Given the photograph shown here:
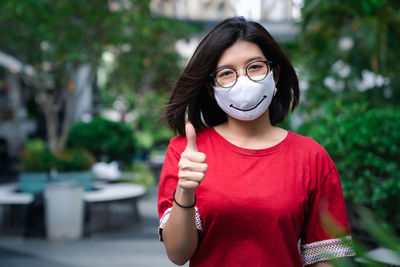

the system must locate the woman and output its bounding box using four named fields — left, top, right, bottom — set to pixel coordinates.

left=158, top=17, right=355, bottom=266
